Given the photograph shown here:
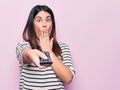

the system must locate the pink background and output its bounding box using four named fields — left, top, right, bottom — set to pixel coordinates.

left=0, top=0, right=120, bottom=90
